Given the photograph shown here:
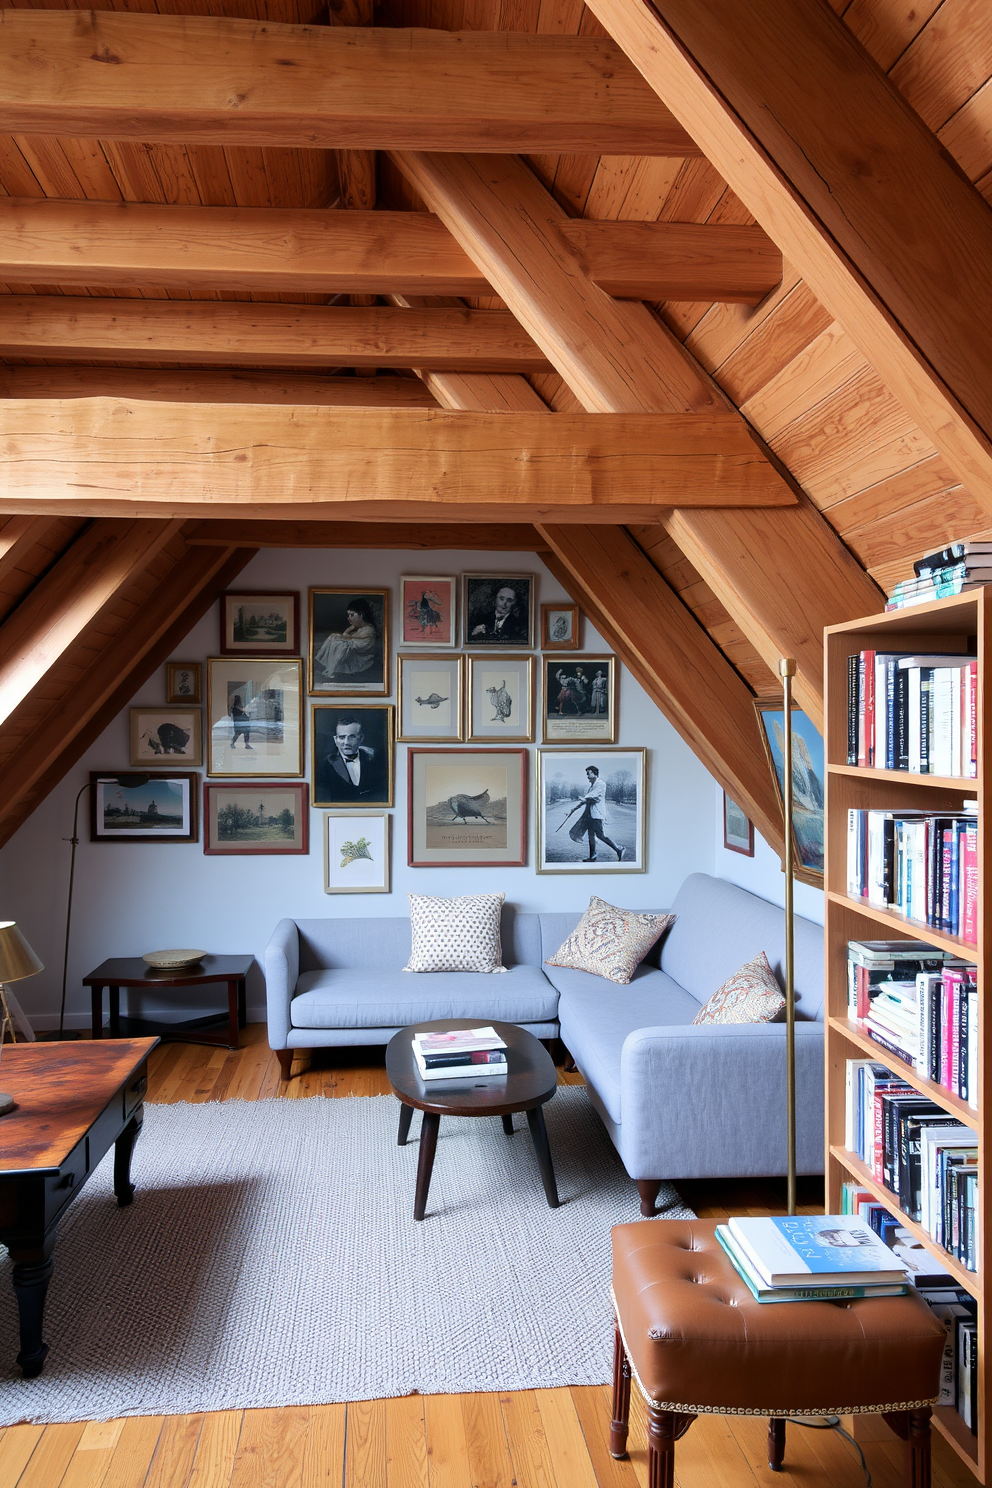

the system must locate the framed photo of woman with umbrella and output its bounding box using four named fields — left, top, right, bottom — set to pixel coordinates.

left=309, top=588, right=389, bottom=695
